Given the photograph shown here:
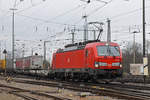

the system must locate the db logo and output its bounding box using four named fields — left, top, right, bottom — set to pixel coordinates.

left=108, top=64, right=111, bottom=66
left=67, top=58, right=70, bottom=63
